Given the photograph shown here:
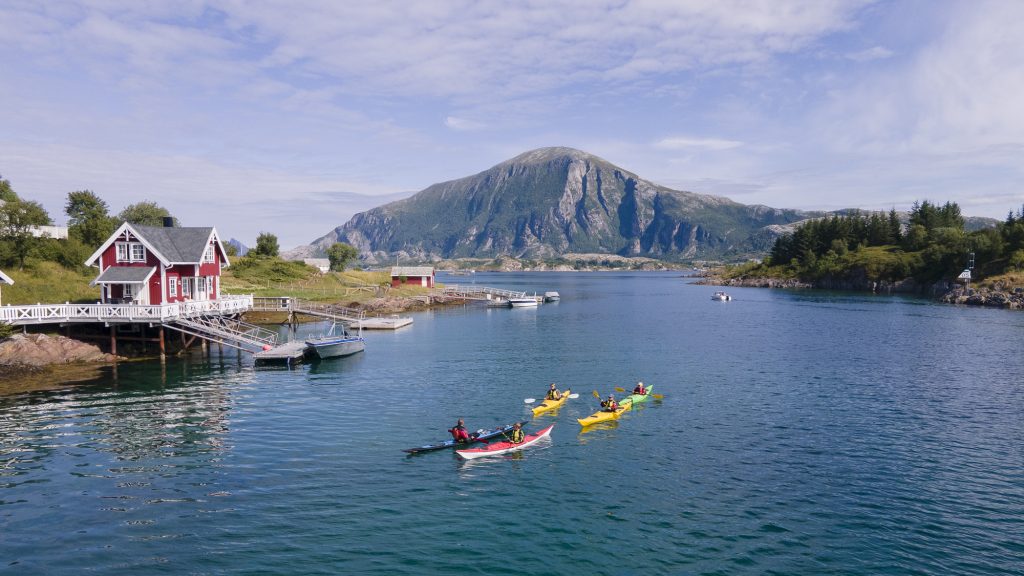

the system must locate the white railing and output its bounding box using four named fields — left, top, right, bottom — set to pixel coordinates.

left=0, top=295, right=253, bottom=326
left=434, top=285, right=527, bottom=299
